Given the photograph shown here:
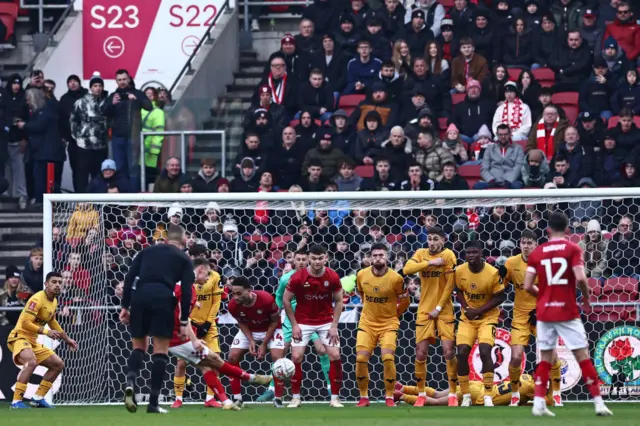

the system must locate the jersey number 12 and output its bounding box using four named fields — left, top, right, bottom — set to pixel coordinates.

left=541, top=258, right=568, bottom=286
